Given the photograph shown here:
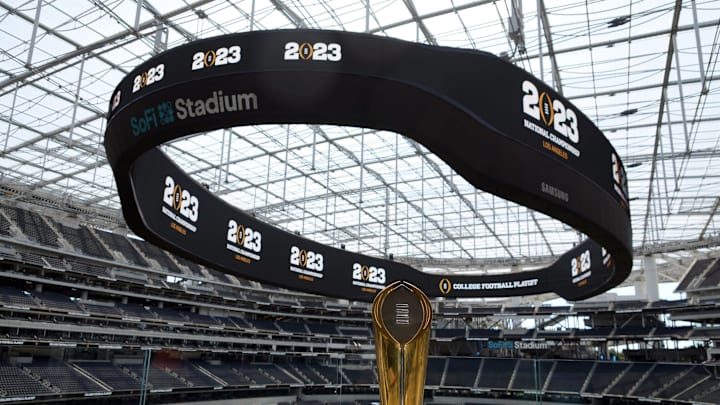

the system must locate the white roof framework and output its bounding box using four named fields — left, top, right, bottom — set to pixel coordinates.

left=0, top=0, right=719, bottom=290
